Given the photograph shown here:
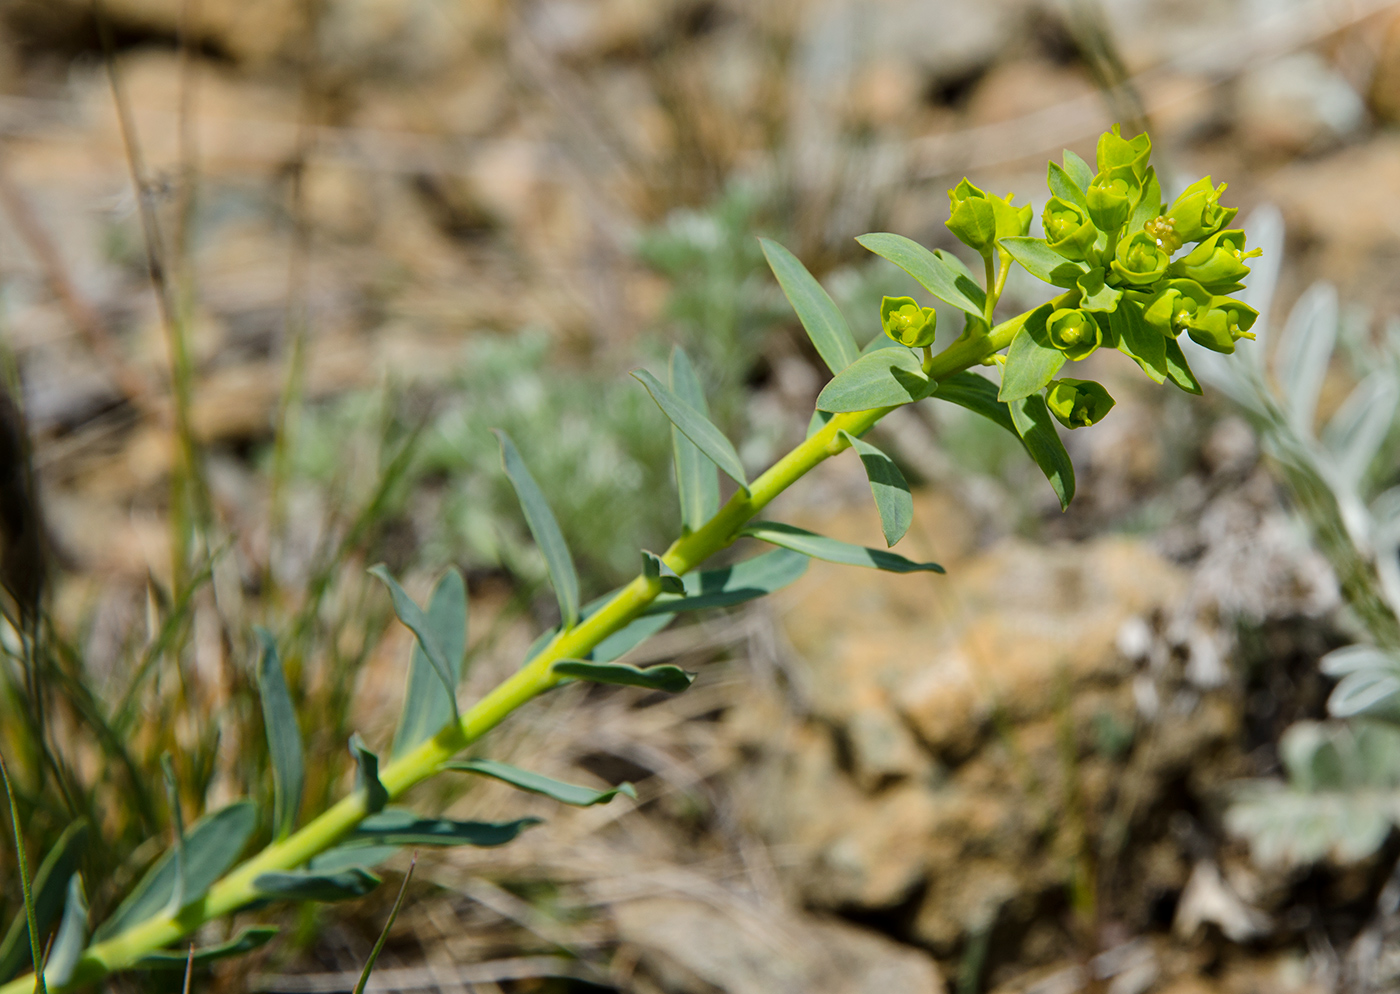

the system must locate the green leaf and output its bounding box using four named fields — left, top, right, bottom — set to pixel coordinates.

left=591, top=613, right=676, bottom=663
left=760, top=237, right=859, bottom=374
left=347, top=809, right=541, bottom=848
left=1062, top=150, right=1094, bottom=192
left=492, top=429, right=582, bottom=628
left=0, top=820, right=87, bottom=983
left=307, top=845, right=401, bottom=874
left=998, top=237, right=1087, bottom=288
left=815, top=348, right=934, bottom=413
left=999, top=303, right=1064, bottom=402
left=349, top=734, right=389, bottom=815
left=669, top=347, right=720, bottom=532
left=368, top=566, right=461, bottom=723
left=1111, top=304, right=1167, bottom=384
left=643, top=549, right=809, bottom=615
left=1128, top=166, right=1163, bottom=232
left=836, top=430, right=913, bottom=546
left=253, top=869, right=381, bottom=902
left=446, top=759, right=638, bottom=807
left=642, top=551, right=685, bottom=594
left=41, top=875, right=86, bottom=987
left=856, top=232, right=985, bottom=318
left=1076, top=269, right=1121, bottom=313
left=255, top=628, right=304, bottom=839
left=353, top=858, right=414, bottom=994
left=632, top=369, right=749, bottom=494
left=1330, top=670, right=1400, bottom=721
left=94, top=802, right=257, bottom=942
left=1048, top=161, right=1086, bottom=209
left=553, top=659, right=695, bottom=693
left=934, top=248, right=981, bottom=285
left=0, top=755, right=44, bottom=994
left=1009, top=393, right=1075, bottom=510
left=159, top=756, right=186, bottom=914
left=137, top=927, right=280, bottom=970
left=931, top=370, right=1020, bottom=437
left=806, top=409, right=836, bottom=439
left=390, top=569, right=467, bottom=759
left=742, top=521, right=942, bottom=573
left=1162, top=337, right=1203, bottom=395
